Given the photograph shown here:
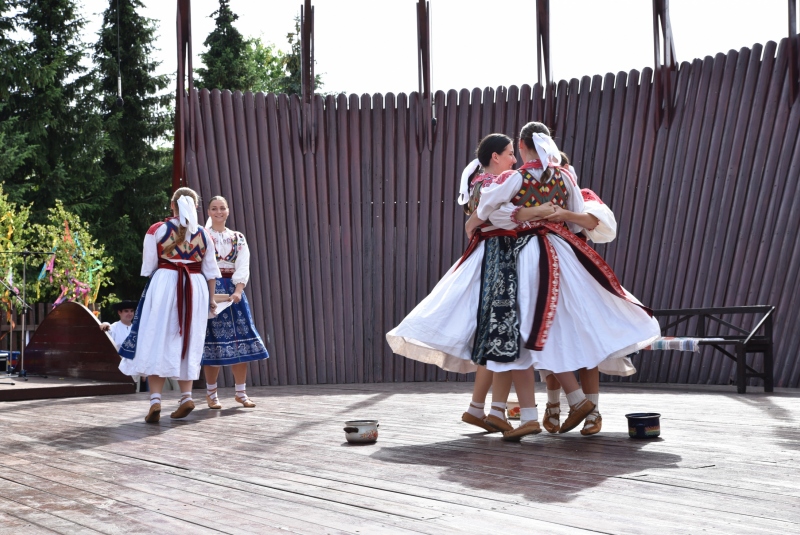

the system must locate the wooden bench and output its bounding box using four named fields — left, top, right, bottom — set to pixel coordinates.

left=651, top=306, right=775, bottom=394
